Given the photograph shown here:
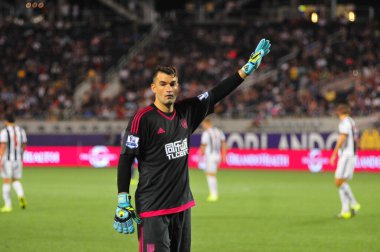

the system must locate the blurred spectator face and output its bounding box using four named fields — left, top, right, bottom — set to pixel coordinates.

left=151, top=72, right=179, bottom=107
